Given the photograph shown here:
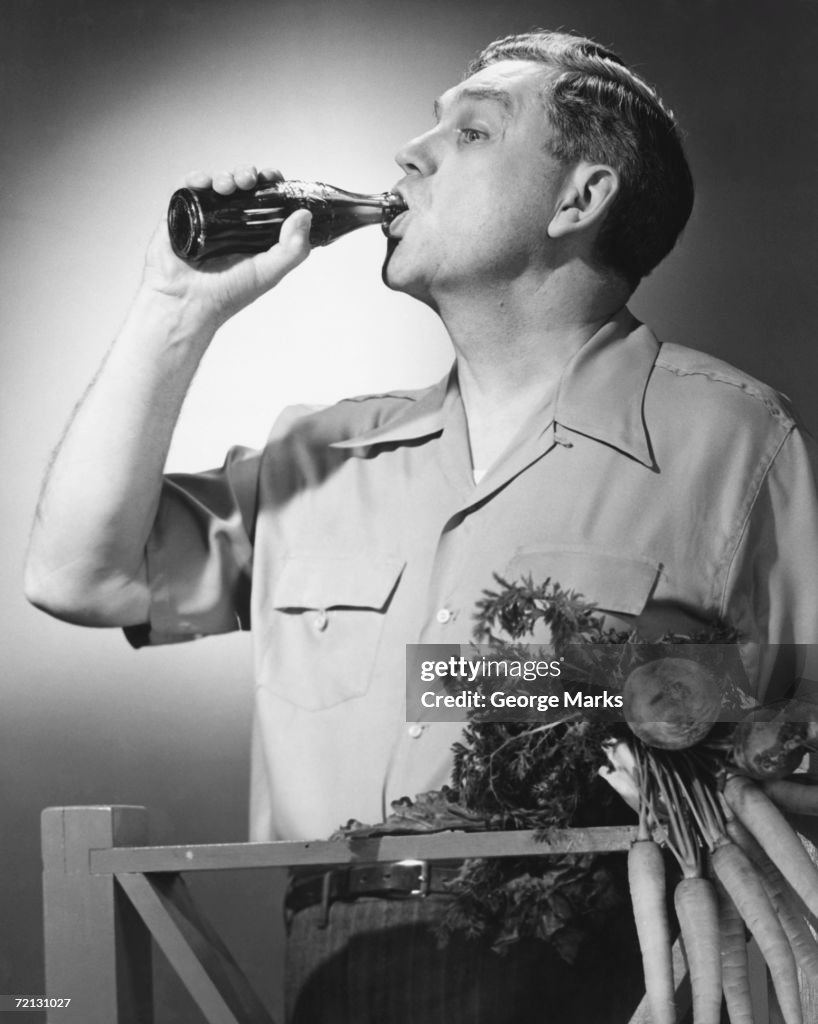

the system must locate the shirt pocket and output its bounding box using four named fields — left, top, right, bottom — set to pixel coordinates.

left=265, top=553, right=405, bottom=710
left=502, top=545, right=662, bottom=633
